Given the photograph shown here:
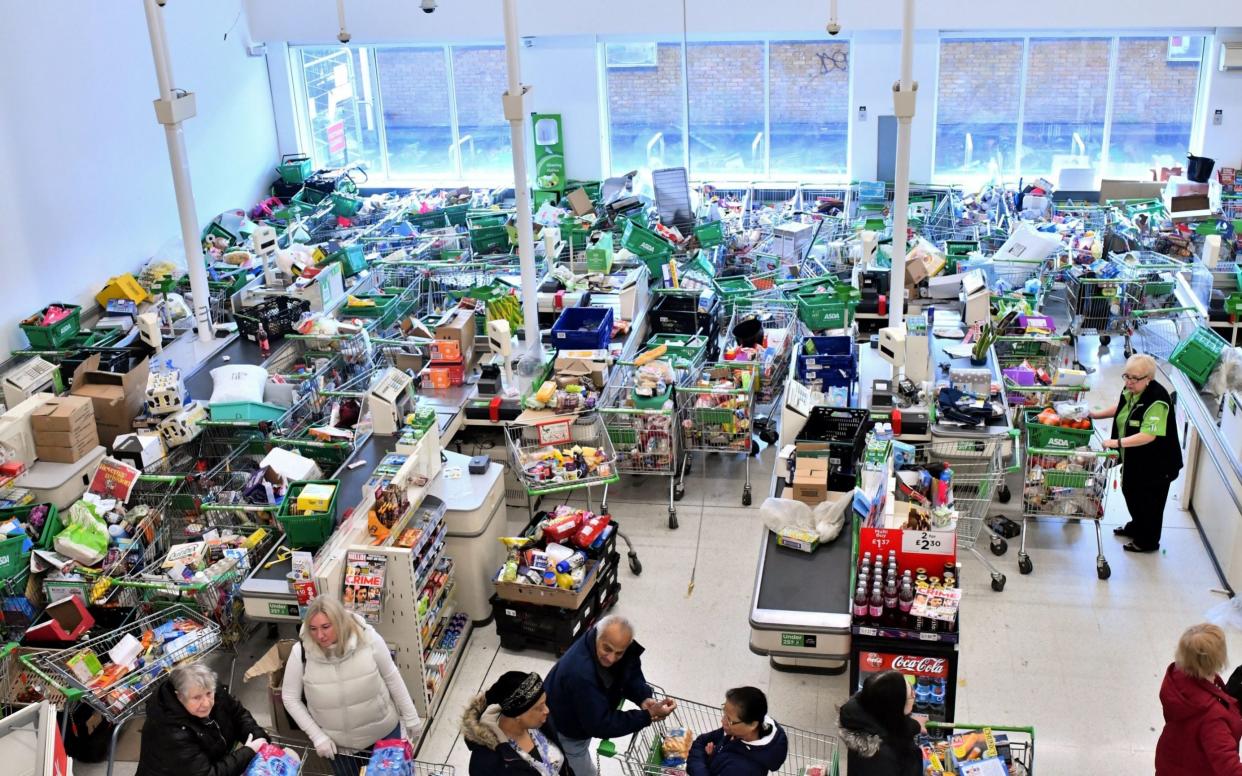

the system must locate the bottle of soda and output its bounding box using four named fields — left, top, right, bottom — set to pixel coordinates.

left=852, top=585, right=869, bottom=619
left=898, top=580, right=914, bottom=628
left=883, top=579, right=899, bottom=625
left=868, top=586, right=884, bottom=623
left=930, top=677, right=947, bottom=719
left=914, top=676, right=933, bottom=715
